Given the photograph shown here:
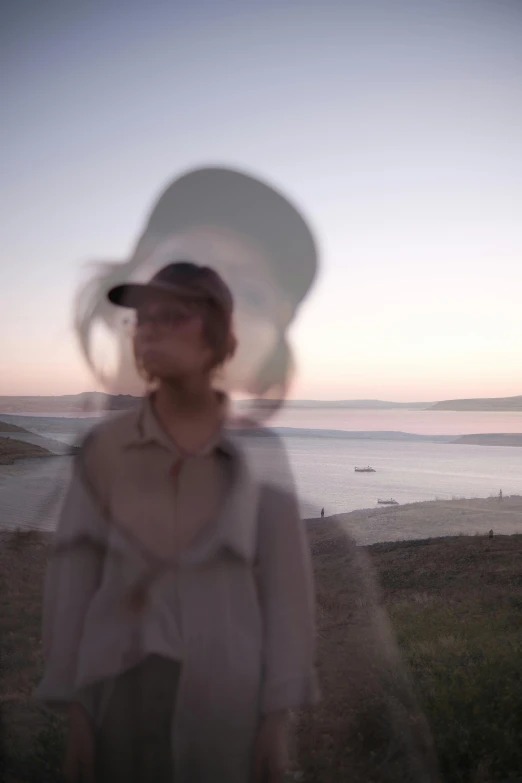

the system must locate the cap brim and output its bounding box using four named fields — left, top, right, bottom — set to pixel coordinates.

left=107, top=281, right=193, bottom=308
